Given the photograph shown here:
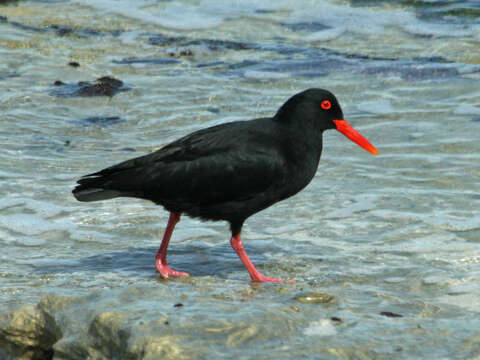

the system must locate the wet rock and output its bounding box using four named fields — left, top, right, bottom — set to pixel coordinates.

left=87, top=311, right=131, bottom=358
left=294, top=292, right=335, bottom=304
left=51, top=76, right=130, bottom=97
left=0, top=304, right=62, bottom=360
left=76, top=76, right=124, bottom=96
left=54, top=311, right=187, bottom=360
left=37, top=293, right=78, bottom=314
left=68, top=61, right=80, bottom=68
